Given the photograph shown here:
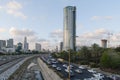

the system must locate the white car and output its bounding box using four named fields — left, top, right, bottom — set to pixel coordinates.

left=52, top=64, right=57, bottom=68
left=63, top=64, right=67, bottom=68
left=79, top=66, right=86, bottom=69
left=65, top=69, right=72, bottom=73
left=75, top=69, right=82, bottom=73
left=93, top=73, right=104, bottom=79
left=65, top=69, right=74, bottom=76
left=88, top=69, right=96, bottom=73
left=56, top=67, right=61, bottom=71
